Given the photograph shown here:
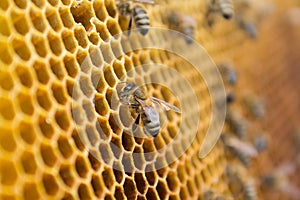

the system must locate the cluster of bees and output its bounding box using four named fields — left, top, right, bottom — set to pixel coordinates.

left=116, top=0, right=257, bottom=40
